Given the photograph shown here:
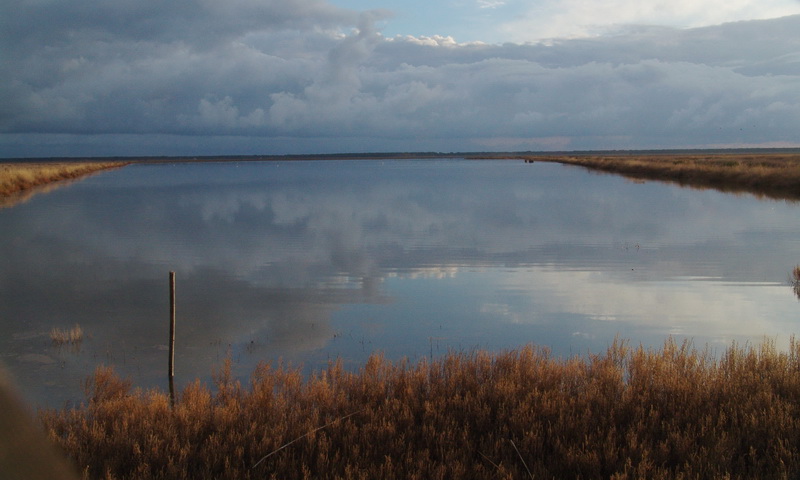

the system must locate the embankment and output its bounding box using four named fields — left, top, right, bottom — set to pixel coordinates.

left=524, top=153, right=800, bottom=200
left=0, top=161, right=129, bottom=198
